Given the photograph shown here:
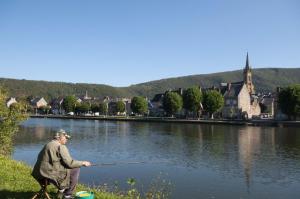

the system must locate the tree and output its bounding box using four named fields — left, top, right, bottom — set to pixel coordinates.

left=116, top=101, right=126, bottom=114
left=76, top=102, right=90, bottom=114
left=163, top=91, right=183, bottom=116
left=203, top=90, right=224, bottom=119
left=39, top=105, right=51, bottom=114
left=99, top=102, right=108, bottom=115
left=91, top=103, right=99, bottom=113
left=131, top=96, right=148, bottom=115
left=0, top=87, right=28, bottom=156
left=278, top=84, right=300, bottom=120
left=62, top=95, right=77, bottom=113
left=182, top=87, right=202, bottom=117
left=74, top=102, right=81, bottom=114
